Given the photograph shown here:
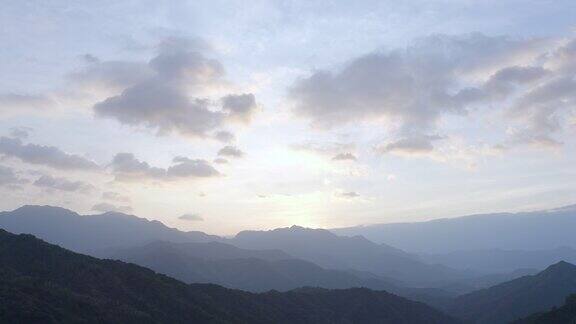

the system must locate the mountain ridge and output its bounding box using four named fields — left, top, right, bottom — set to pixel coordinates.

left=0, top=228, right=460, bottom=324
left=448, top=260, right=576, bottom=323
